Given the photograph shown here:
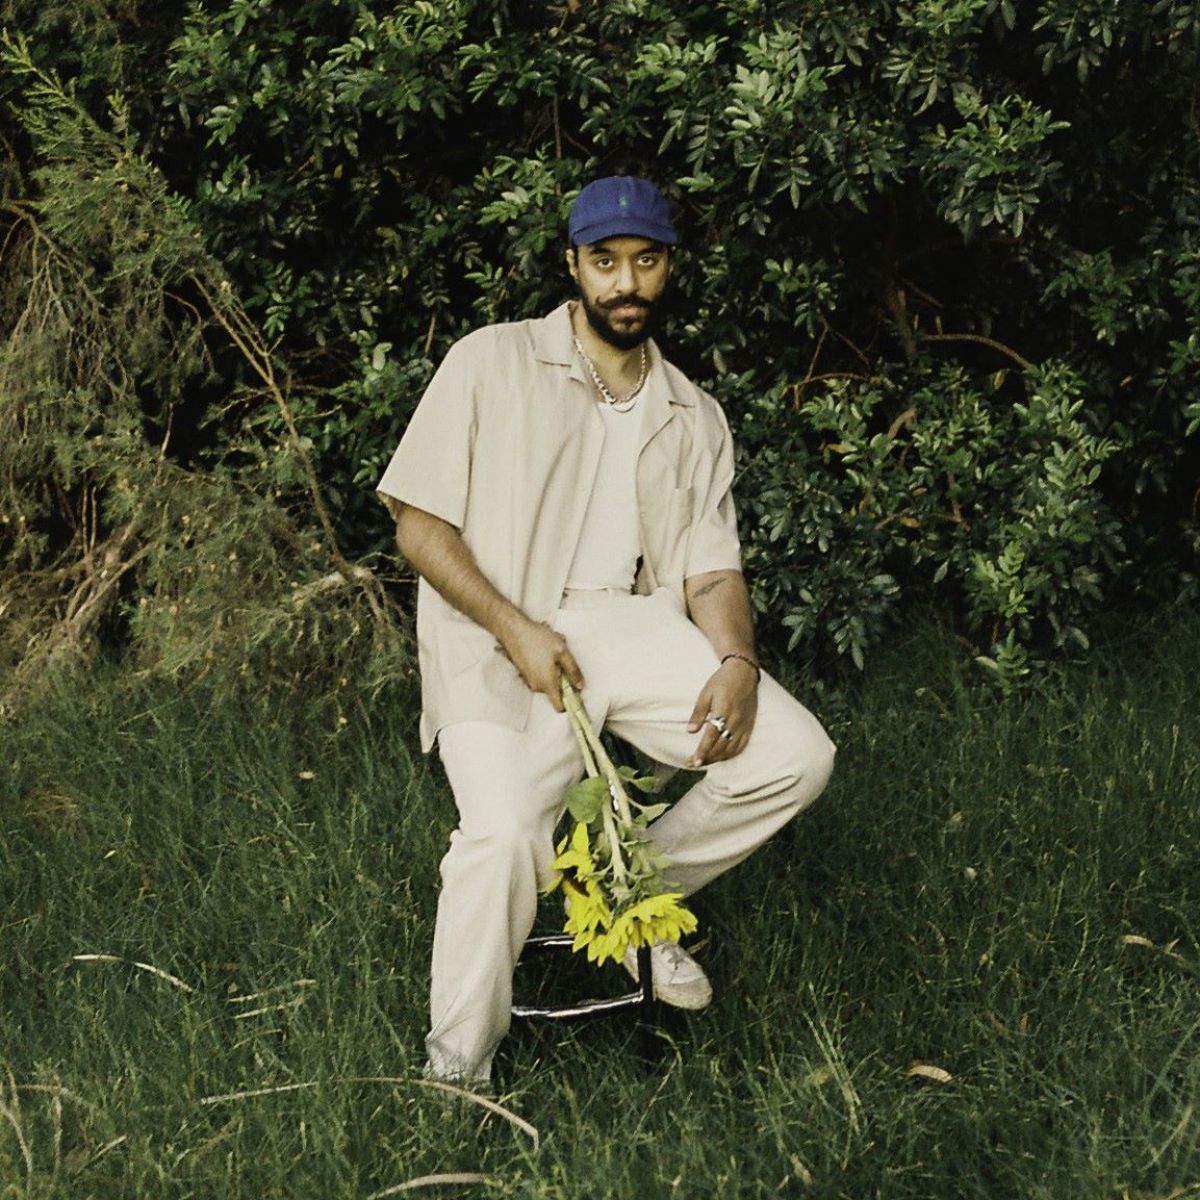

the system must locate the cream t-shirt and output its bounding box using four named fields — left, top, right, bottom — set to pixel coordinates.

left=564, top=394, right=644, bottom=590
